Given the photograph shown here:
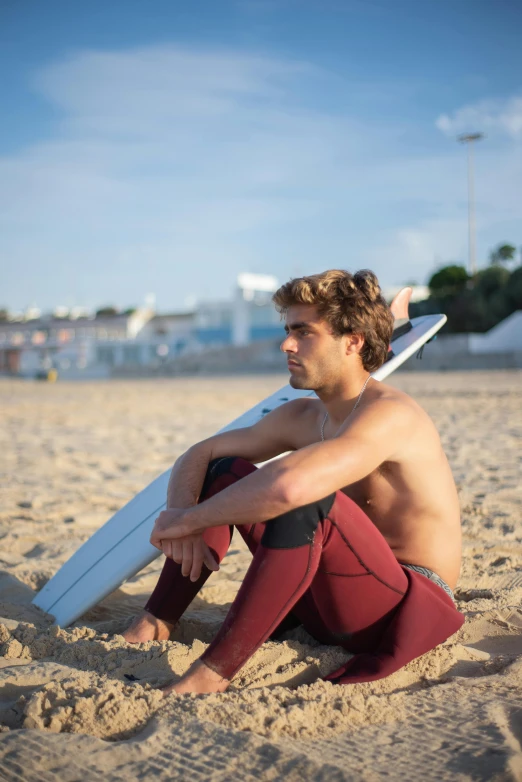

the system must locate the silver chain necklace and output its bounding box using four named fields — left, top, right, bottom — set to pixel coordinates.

left=320, top=375, right=372, bottom=442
